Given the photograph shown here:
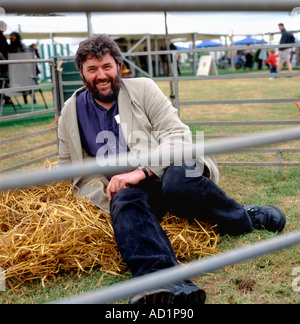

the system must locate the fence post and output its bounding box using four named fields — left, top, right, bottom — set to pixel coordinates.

left=52, top=57, right=62, bottom=115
